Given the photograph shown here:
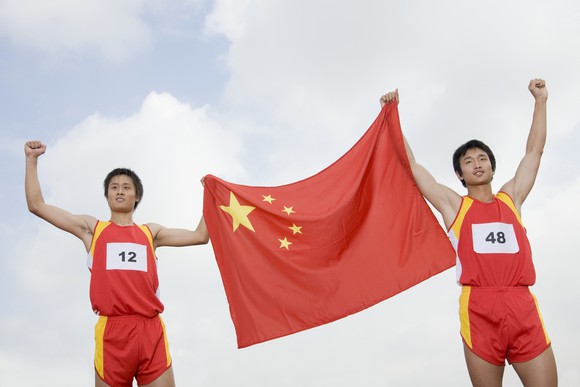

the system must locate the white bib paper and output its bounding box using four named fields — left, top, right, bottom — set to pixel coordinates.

left=472, top=222, right=519, bottom=254
left=106, top=242, right=148, bottom=272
